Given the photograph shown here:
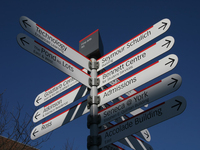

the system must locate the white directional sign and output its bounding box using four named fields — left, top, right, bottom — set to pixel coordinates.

left=100, top=81, right=152, bottom=143
left=30, top=73, right=176, bottom=140
left=98, top=54, right=178, bottom=107
left=98, top=96, right=186, bottom=148
left=97, top=18, right=171, bottom=71
left=35, top=68, right=88, bottom=106
left=34, top=68, right=87, bottom=106
left=102, top=116, right=153, bottom=150
left=97, top=36, right=174, bottom=88
left=30, top=53, right=178, bottom=139
left=17, top=33, right=91, bottom=88
left=19, top=16, right=91, bottom=71
left=98, top=74, right=182, bottom=126
left=34, top=76, right=79, bottom=106
left=33, top=84, right=89, bottom=123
